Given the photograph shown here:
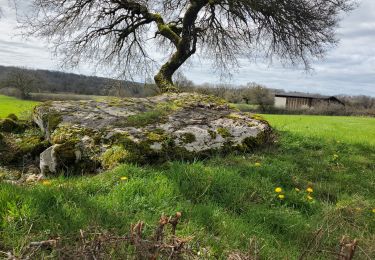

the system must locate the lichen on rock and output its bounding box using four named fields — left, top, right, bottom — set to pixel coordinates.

left=32, top=93, right=273, bottom=175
